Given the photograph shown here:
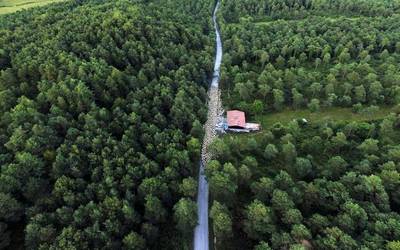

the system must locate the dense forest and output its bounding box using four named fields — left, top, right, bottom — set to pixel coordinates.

left=2, top=0, right=400, bottom=249
left=220, top=0, right=400, bottom=22
left=206, top=0, right=400, bottom=249
left=208, top=119, right=400, bottom=249
left=0, top=0, right=214, bottom=249
left=218, top=0, right=400, bottom=116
